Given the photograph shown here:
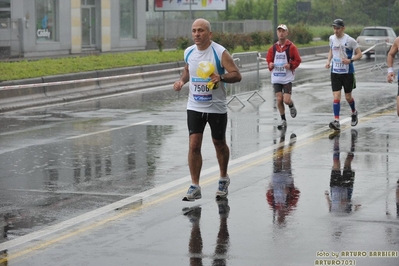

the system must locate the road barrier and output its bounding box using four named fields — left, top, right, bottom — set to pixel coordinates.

left=0, top=46, right=329, bottom=112
left=366, top=41, right=391, bottom=74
